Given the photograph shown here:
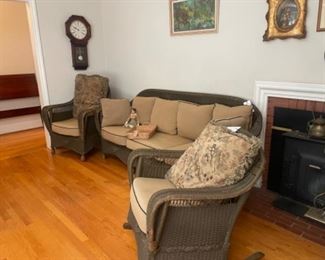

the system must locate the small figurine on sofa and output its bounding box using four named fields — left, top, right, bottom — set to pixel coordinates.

left=124, top=108, right=139, bottom=129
